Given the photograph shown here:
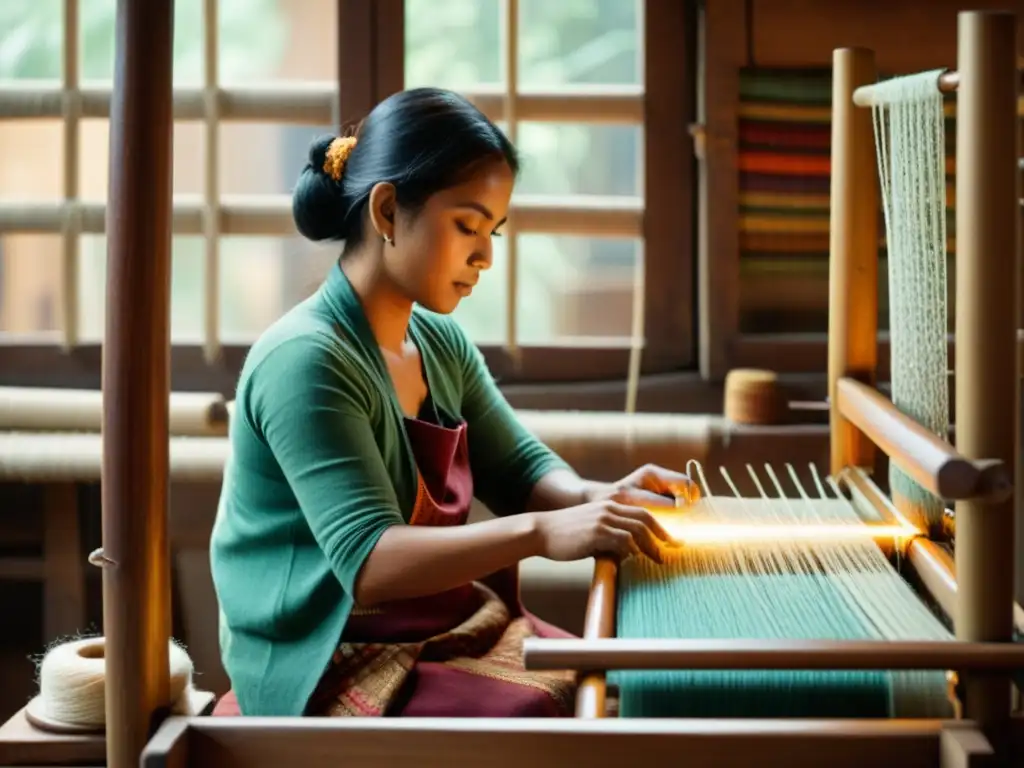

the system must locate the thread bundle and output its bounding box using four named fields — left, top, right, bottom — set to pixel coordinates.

left=611, top=461, right=954, bottom=719
left=26, top=636, right=196, bottom=733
